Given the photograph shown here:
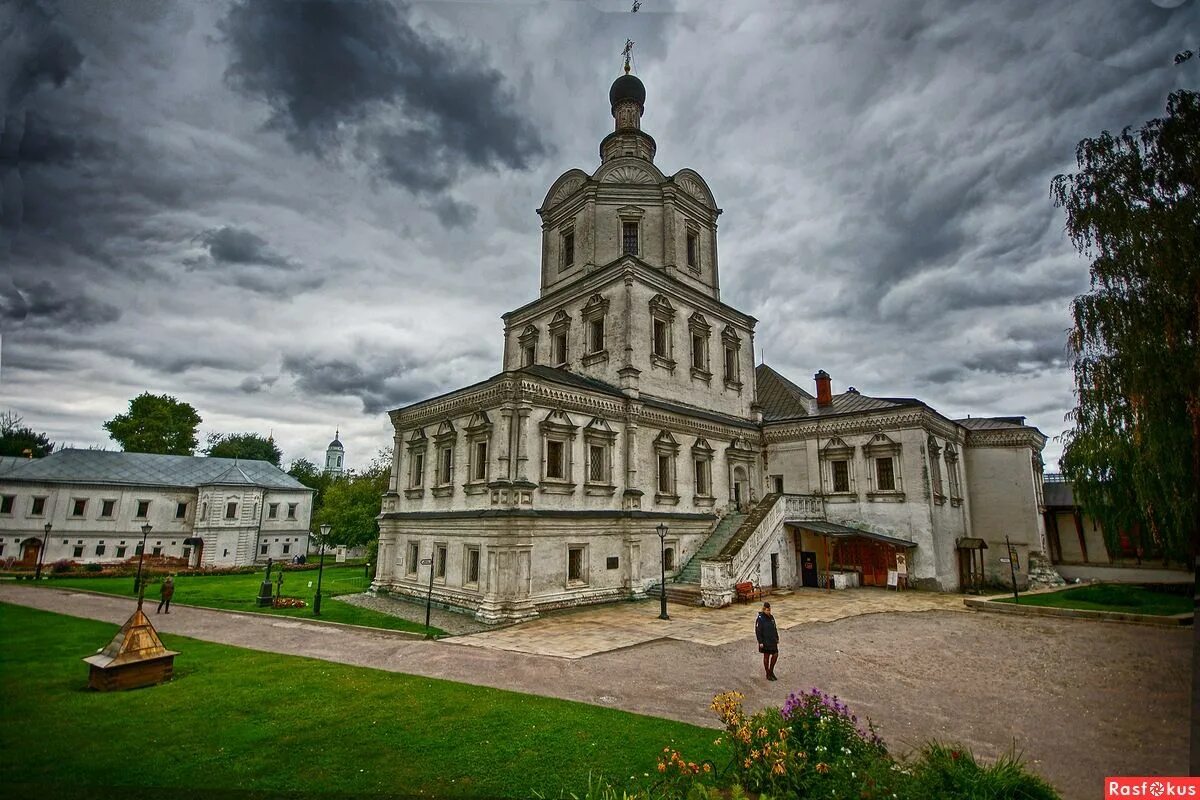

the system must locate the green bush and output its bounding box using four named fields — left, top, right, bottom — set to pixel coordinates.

left=903, top=742, right=1059, bottom=800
